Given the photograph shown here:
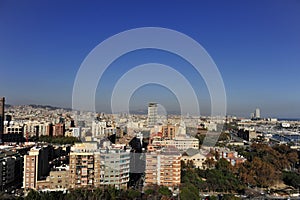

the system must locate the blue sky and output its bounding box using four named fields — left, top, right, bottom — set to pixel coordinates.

left=0, top=0, right=299, bottom=118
